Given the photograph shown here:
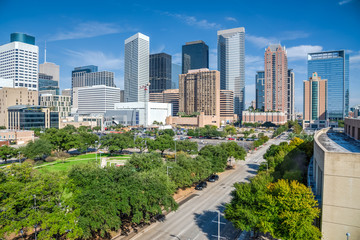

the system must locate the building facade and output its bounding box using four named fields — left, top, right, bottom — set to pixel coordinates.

left=0, top=77, right=14, bottom=88
left=0, top=33, right=38, bottom=91
left=308, top=50, right=349, bottom=120
left=0, top=87, right=38, bottom=128
left=149, top=53, right=172, bottom=93
left=150, top=89, right=179, bottom=116
left=8, top=105, right=59, bottom=130
left=77, top=85, right=120, bottom=115
left=217, top=27, right=245, bottom=117
left=124, top=33, right=150, bottom=102
left=171, top=63, right=181, bottom=89
left=62, top=89, right=71, bottom=96
left=0, top=130, right=34, bottom=144
left=39, top=94, right=71, bottom=118
left=179, top=68, right=220, bottom=116
left=39, top=62, right=59, bottom=82
left=182, top=40, right=209, bottom=74
left=303, top=72, right=328, bottom=129
left=71, top=65, right=115, bottom=89
left=242, top=111, right=287, bottom=125
left=287, top=69, right=295, bottom=120
left=311, top=128, right=360, bottom=240
left=344, top=118, right=360, bottom=140
left=38, top=73, right=59, bottom=95
left=255, top=71, right=265, bottom=111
